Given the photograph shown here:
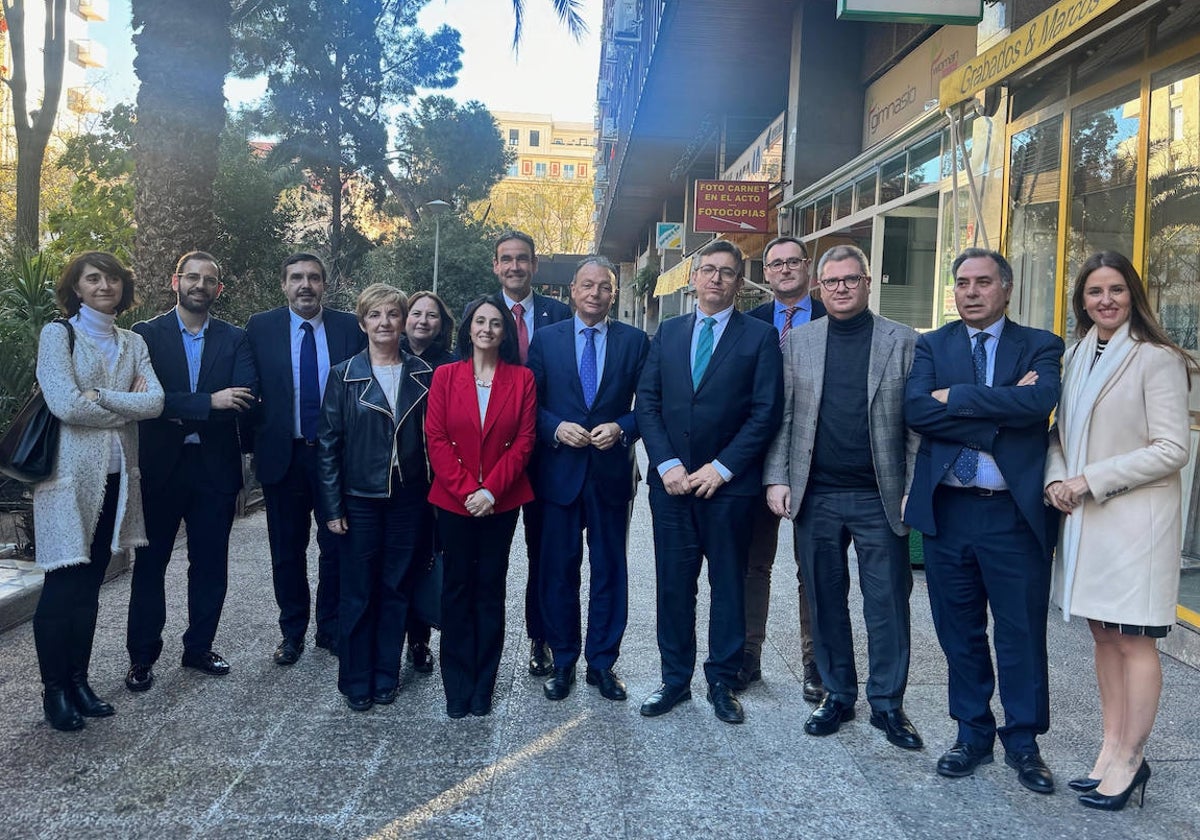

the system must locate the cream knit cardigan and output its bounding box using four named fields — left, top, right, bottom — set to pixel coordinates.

left=33, top=319, right=164, bottom=571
